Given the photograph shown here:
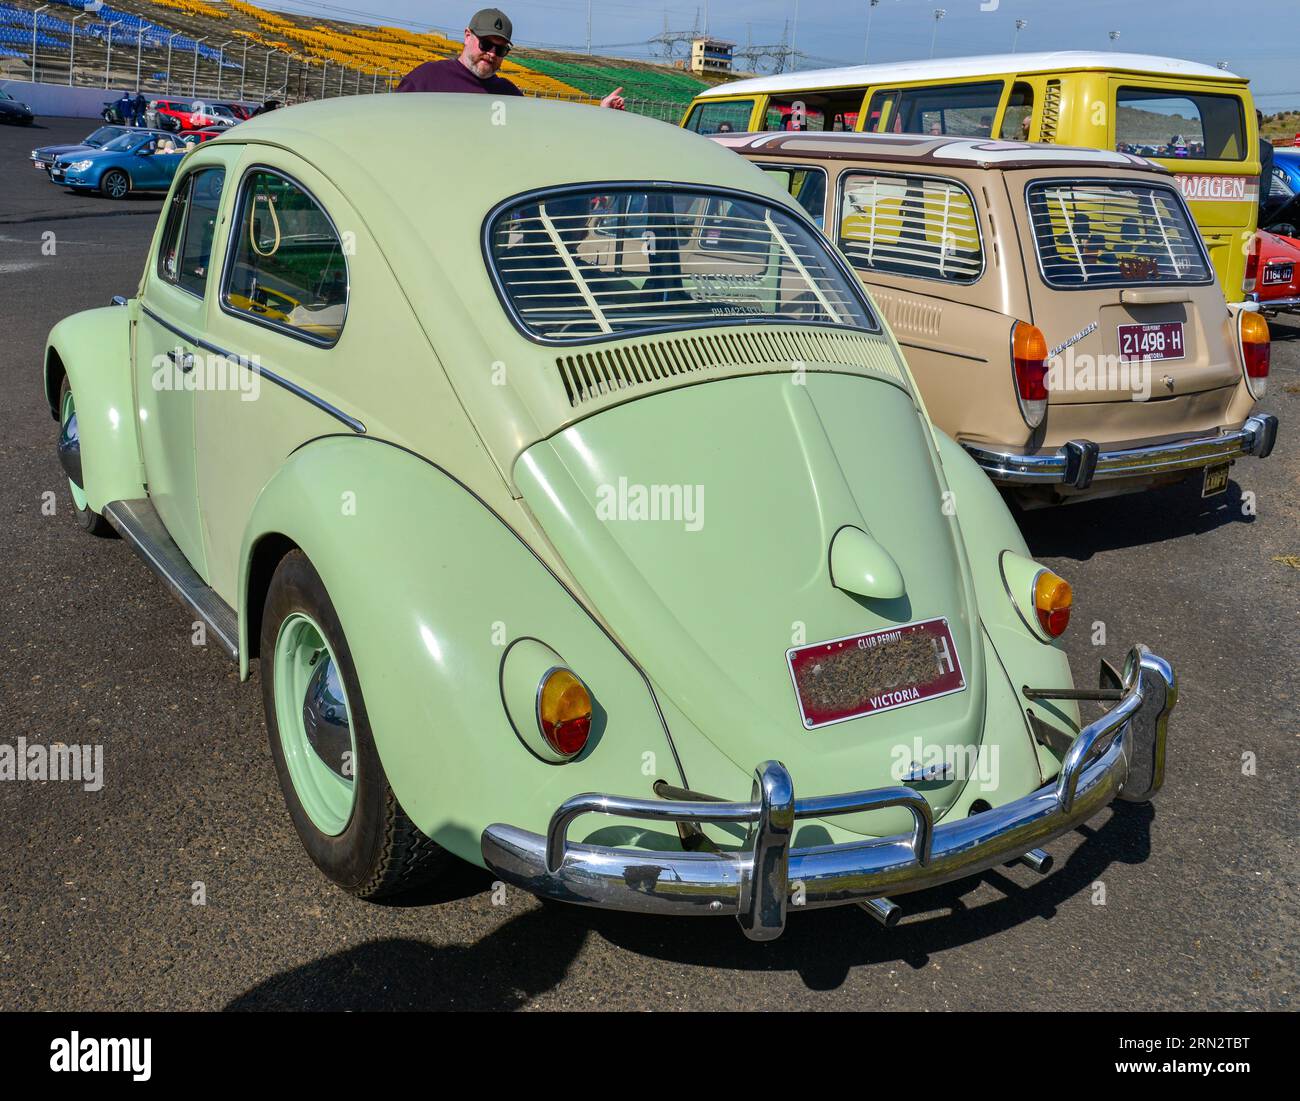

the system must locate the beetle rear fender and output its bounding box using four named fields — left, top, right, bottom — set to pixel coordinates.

left=238, top=435, right=686, bottom=867
left=935, top=429, right=1080, bottom=773
left=45, top=306, right=145, bottom=512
